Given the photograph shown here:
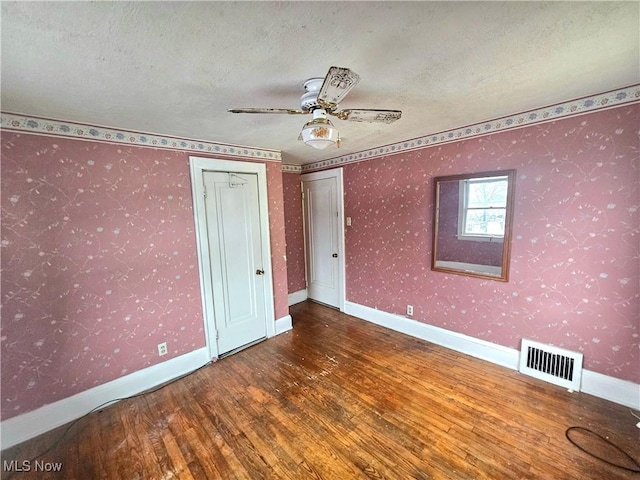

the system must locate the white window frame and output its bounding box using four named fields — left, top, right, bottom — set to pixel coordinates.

left=457, top=175, right=508, bottom=243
